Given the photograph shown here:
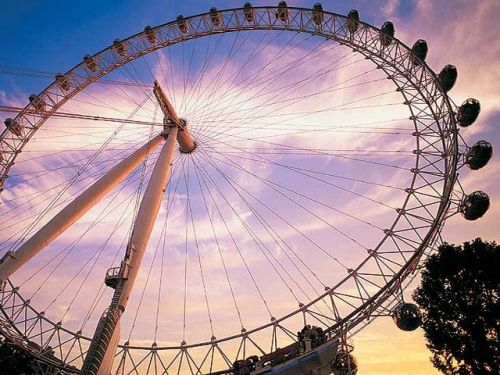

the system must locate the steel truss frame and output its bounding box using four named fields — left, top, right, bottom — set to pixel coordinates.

left=0, top=6, right=465, bottom=374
